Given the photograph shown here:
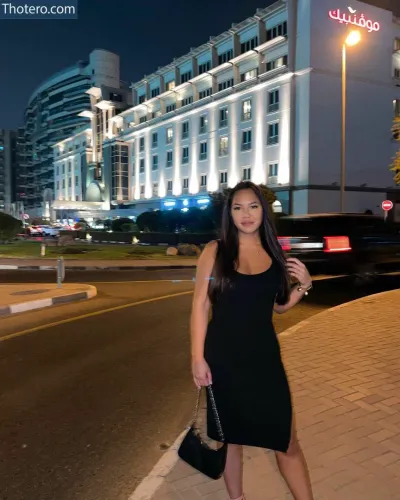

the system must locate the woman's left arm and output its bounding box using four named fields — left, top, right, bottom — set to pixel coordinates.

left=274, top=258, right=312, bottom=314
